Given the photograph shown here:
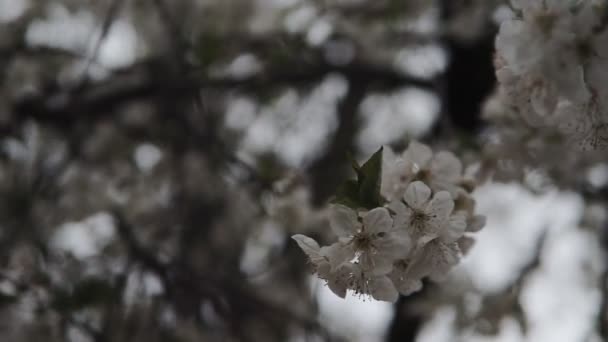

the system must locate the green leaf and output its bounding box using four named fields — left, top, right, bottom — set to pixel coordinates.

left=357, top=147, right=383, bottom=209
left=330, top=179, right=362, bottom=209
left=0, top=292, right=17, bottom=306
left=330, top=147, right=385, bottom=210
left=52, top=278, right=117, bottom=312
left=196, top=33, right=223, bottom=68
left=347, top=152, right=362, bottom=177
